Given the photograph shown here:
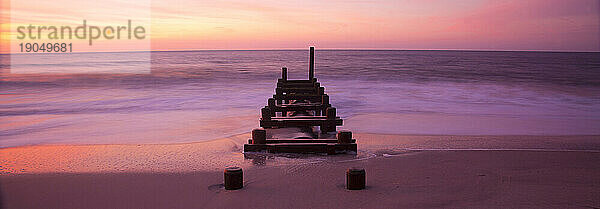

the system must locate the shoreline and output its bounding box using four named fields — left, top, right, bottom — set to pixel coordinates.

left=2, top=132, right=599, bottom=150
left=2, top=149, right=599, bottom=208
left=2, top=133, right=599, bottom=208
left=1, top=133, right=599, bottom=175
